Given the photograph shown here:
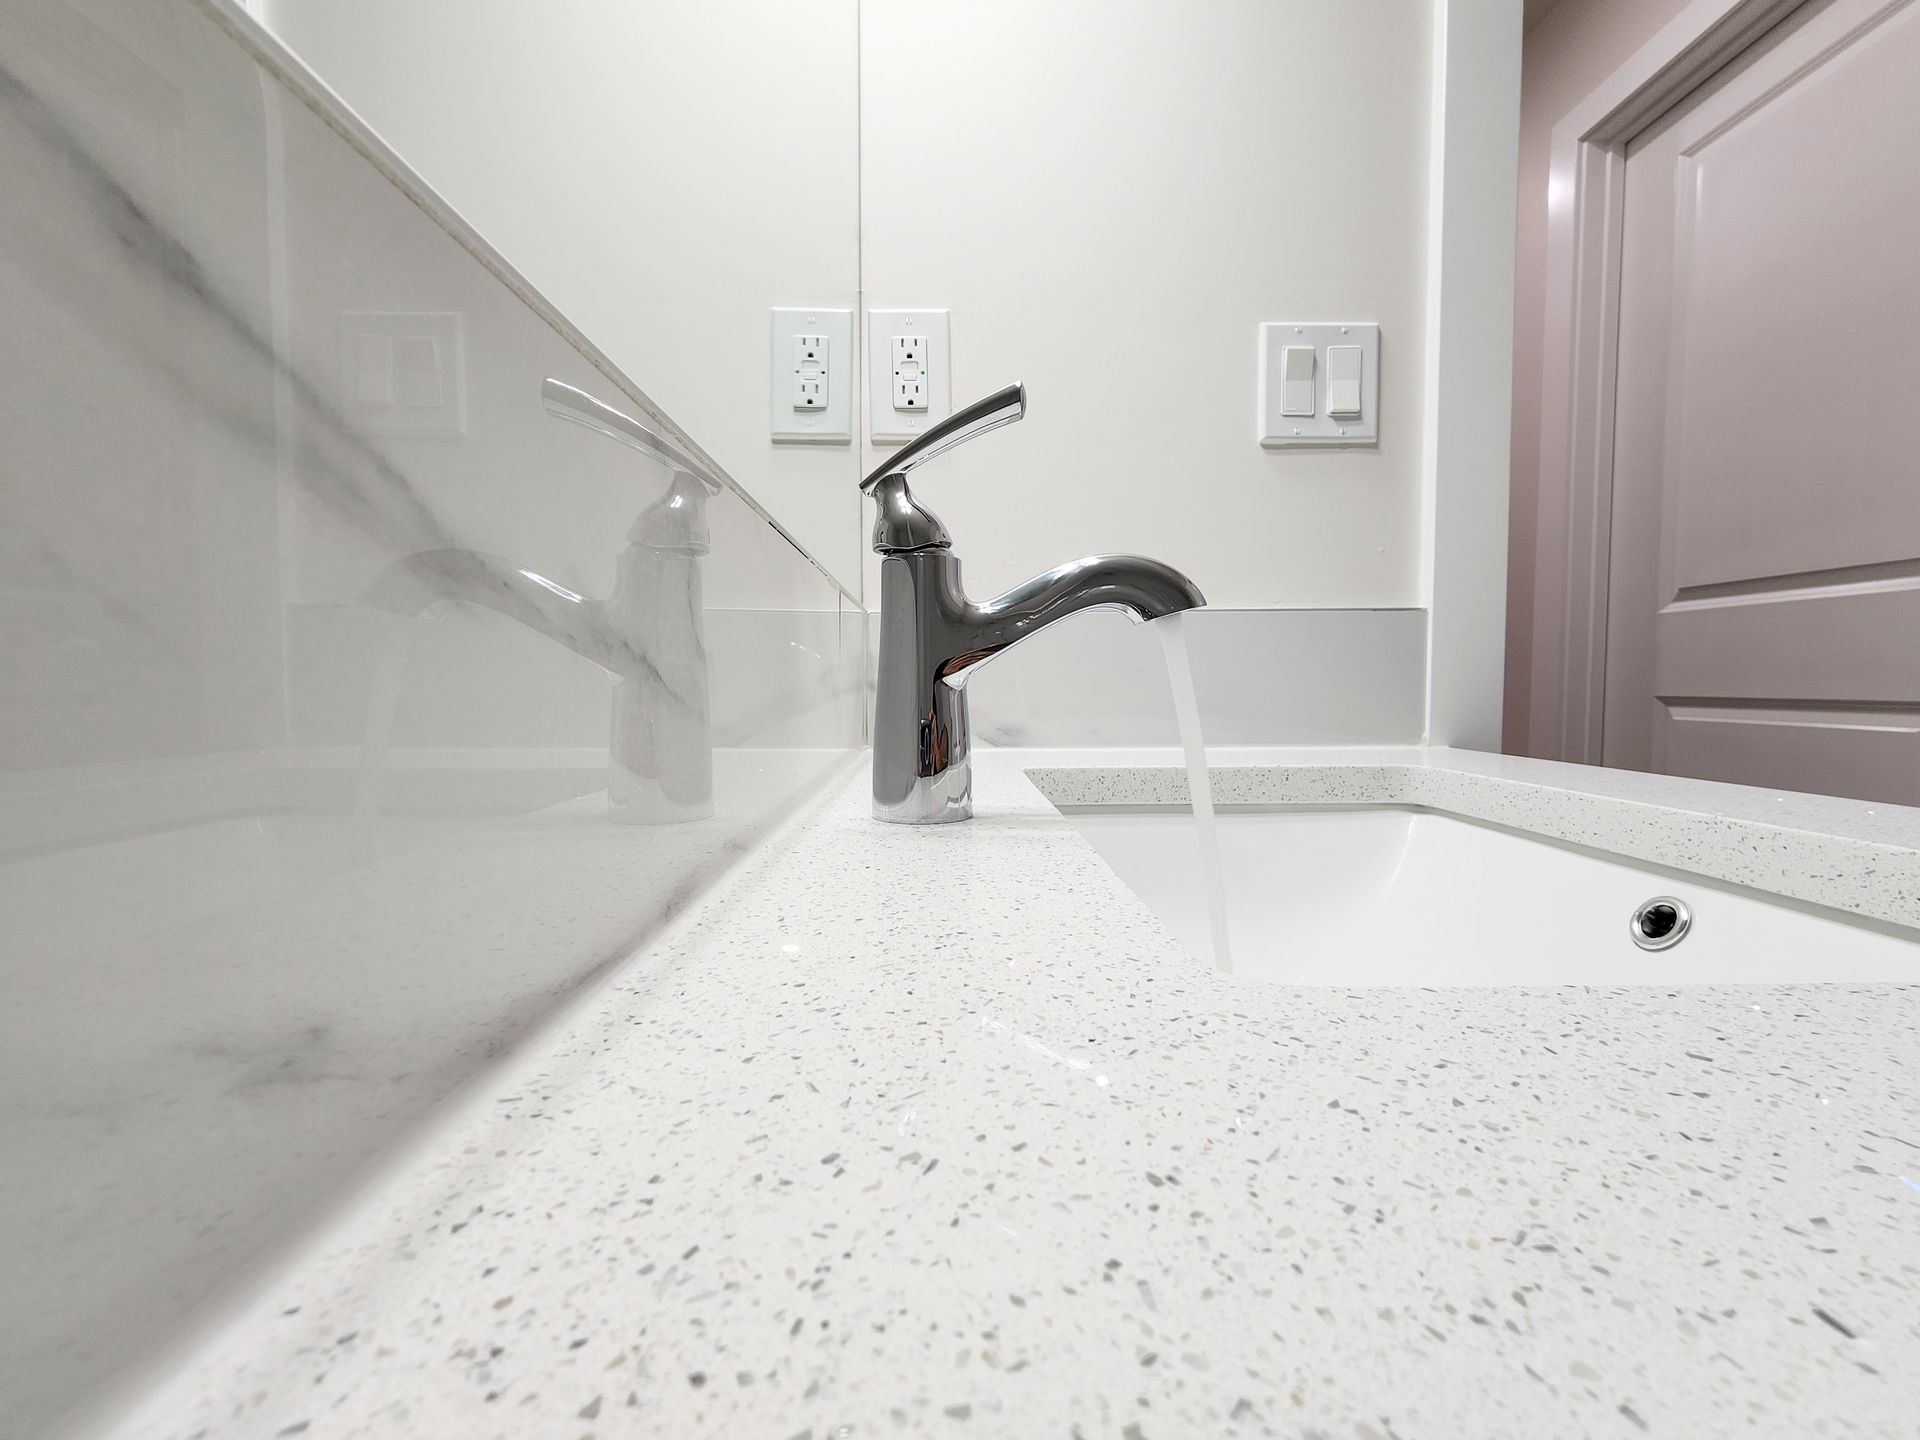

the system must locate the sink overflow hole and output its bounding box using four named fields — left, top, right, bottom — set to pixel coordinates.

left=1630, top=896, right=1692, bottom=951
